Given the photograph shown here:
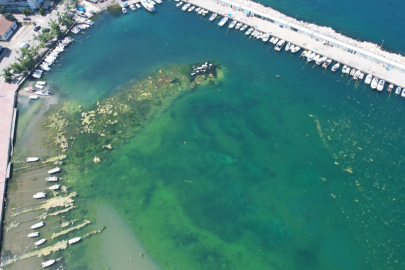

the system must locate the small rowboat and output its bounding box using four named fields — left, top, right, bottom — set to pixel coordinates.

left=48, top=167, right=61, bottom=174
left=68, top=237, right=81, bottom=245
left=26, top=157, right=39, bottom=162
left=42, top=259, right=55, bottom=268
left=35, top=238, right=46, bottom=246
left=28, top=232, right=39, bottom=238
left=31, top=222, right=45, bottom=229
